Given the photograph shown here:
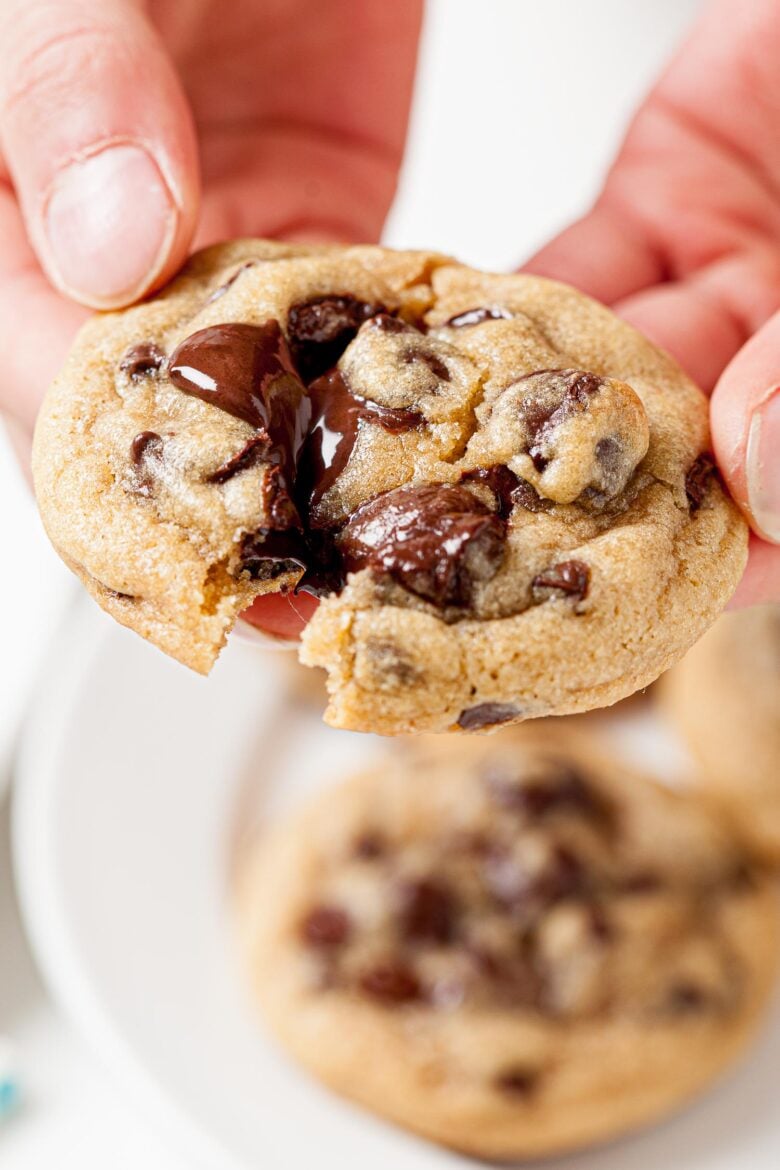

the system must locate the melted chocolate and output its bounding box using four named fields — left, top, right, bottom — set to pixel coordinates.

left=457, top=703, right=520, bottom=731
left=445, top=306, right=512, bottom=328
left=338, top=483, right=506, bottom=607
left=130, top=430, right=163, bottom=466
left=287, top=295, right=383, bottom=381
left=397, top=879, right=458, bottom=944
left=296, top=368, right=423, bottom=515
left=120, top=343, right=166, bottom=380
left=207, top=435, right=268, bottom=484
